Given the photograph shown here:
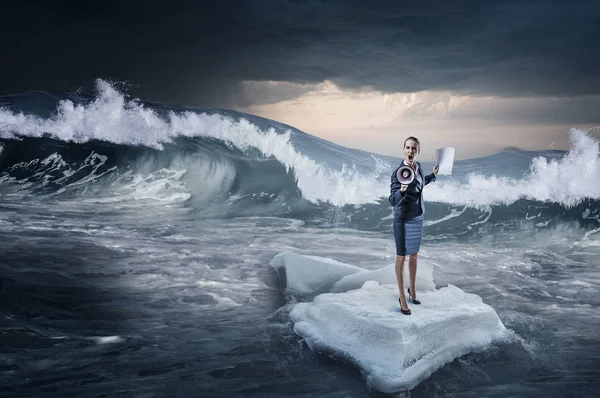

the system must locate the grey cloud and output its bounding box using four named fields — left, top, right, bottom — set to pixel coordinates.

left=230, top=81, right=316, bottom=108
left=393, top=94, right=600, bottom=125
left=1, top=0, right=600, bottom=117
left=448, top=96, right=600, bottom=125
